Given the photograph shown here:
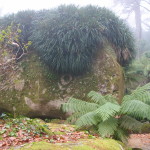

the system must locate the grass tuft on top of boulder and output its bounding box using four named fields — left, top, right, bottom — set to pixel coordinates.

left=0, top=5, right=135, bottom=75
left=31, top=5, right=135, bottom=75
